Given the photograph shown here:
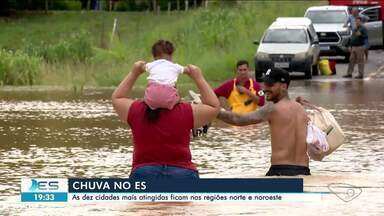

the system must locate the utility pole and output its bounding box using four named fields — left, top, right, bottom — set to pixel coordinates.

left=45, top=0, right=49, bottom=14
left=152, top=0, right=157, bottom=13
left=185, top=0, right=188, bottom=11
left=87, top=0, right=91, bottom=10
